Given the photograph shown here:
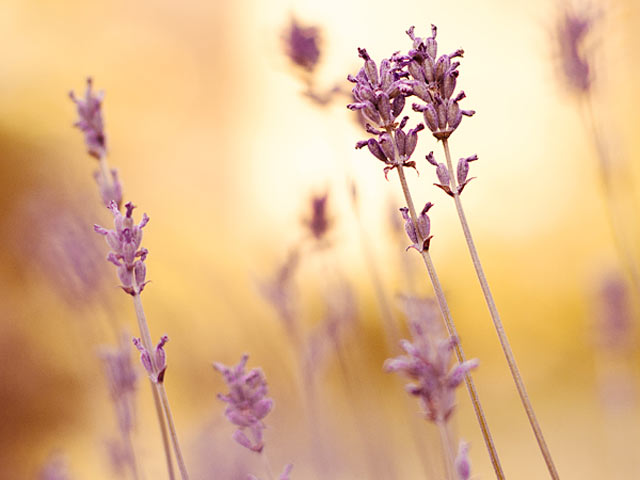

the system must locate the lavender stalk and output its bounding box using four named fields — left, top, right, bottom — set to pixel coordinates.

left=348, top=45, right=505, bottom=479
left=405, top=24, right=559, bottom=478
